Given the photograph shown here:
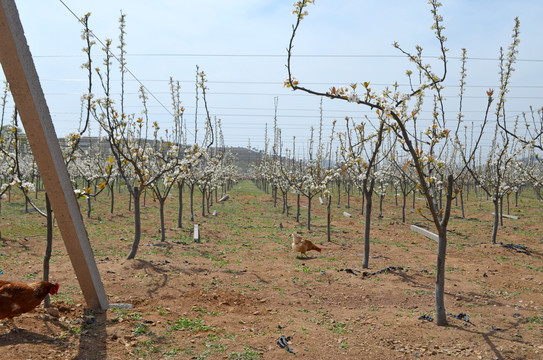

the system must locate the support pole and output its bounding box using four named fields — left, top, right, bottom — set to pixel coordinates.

left=0, top=0, right=108, bottom=310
